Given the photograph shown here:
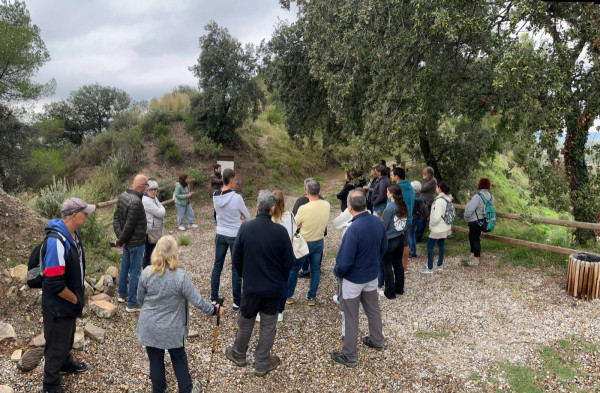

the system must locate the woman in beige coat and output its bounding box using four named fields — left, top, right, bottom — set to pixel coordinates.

left=419, top=181, right=452, bottom=274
